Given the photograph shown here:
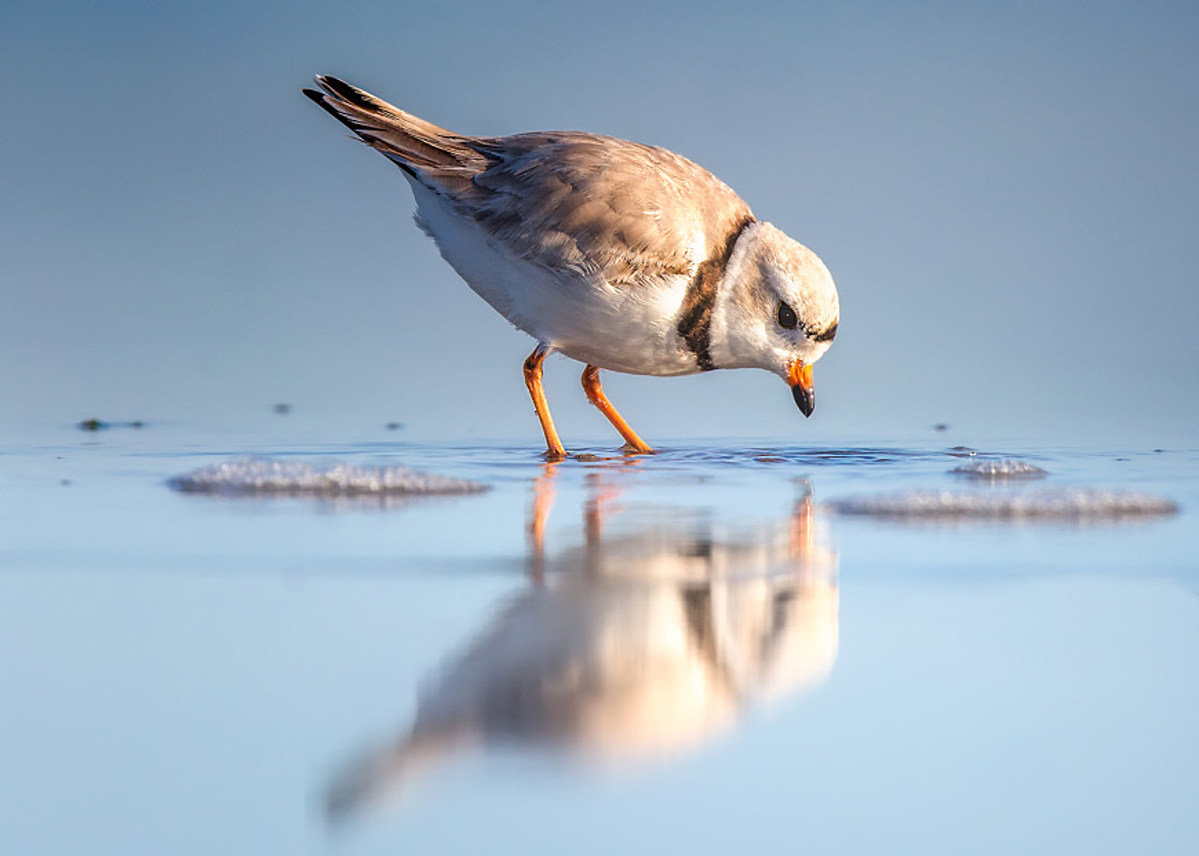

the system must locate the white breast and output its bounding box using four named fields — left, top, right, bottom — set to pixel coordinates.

left=409, top=181, right=703, bottom=377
